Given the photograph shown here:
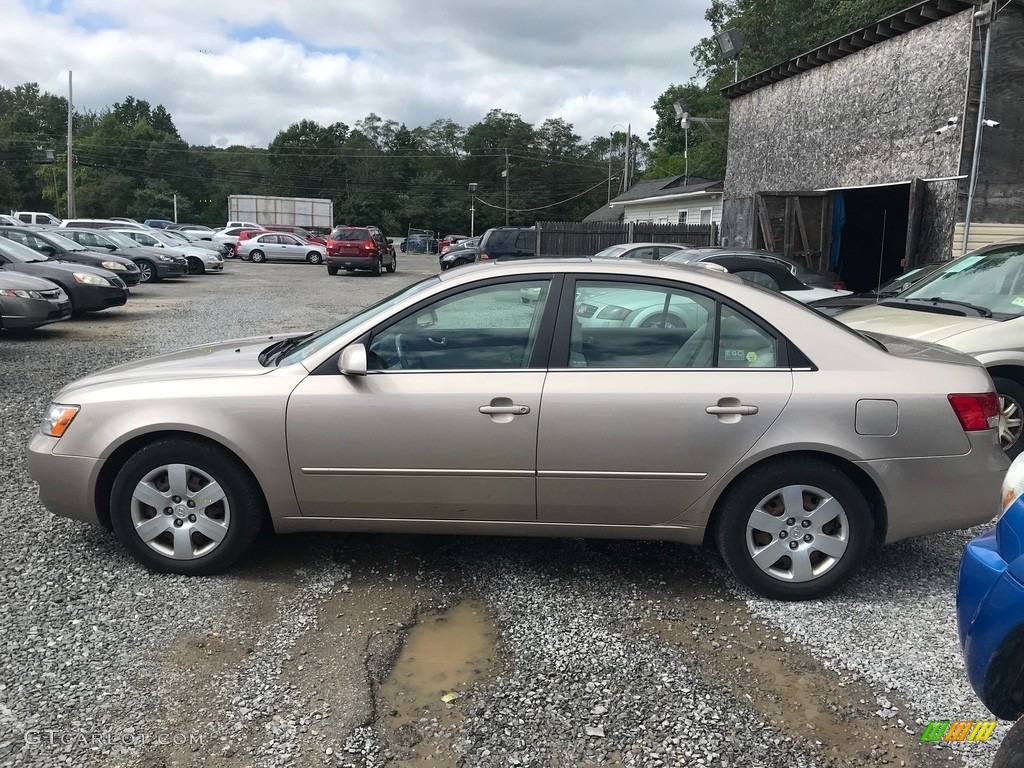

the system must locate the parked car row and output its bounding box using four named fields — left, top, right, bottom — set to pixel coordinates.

left=0, top=217, right=235, bottom=331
